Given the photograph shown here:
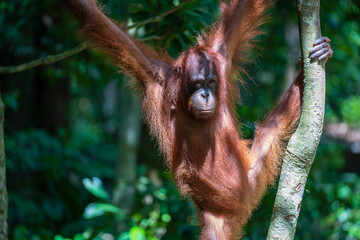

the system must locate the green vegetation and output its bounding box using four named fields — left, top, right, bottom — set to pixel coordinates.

left=0, top=0, right=359, bottom=239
